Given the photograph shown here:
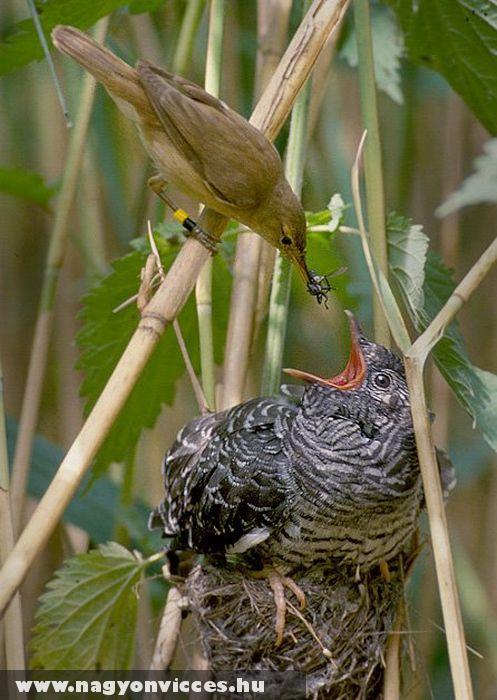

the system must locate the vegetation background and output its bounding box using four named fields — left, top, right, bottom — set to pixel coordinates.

left=0, top=0, right=496, bottom=697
